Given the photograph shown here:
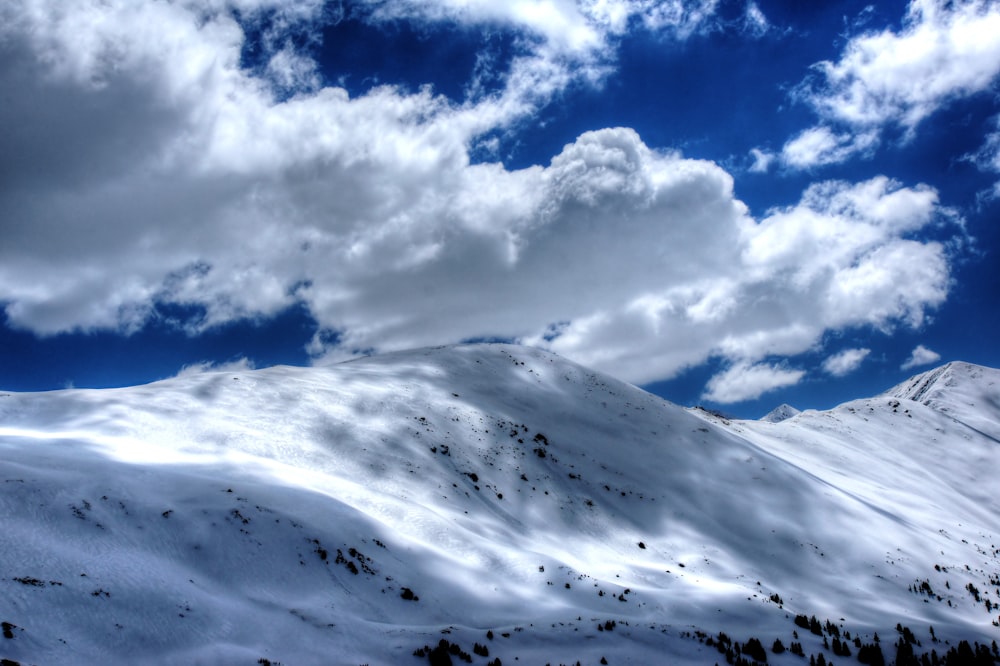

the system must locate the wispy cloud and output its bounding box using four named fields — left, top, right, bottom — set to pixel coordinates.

left=702, top=361, right=805, bottom=404
left=173, top=358, right=256, bottom=378
left=822, top=348, right=871, bottom=377
left=967, top=116, right=1000, bottom=197
left=748, top=147, right=775, bottom=173
left=901, top=344, right=941, bottom=370
left=741, top=1, right=770, bottom=38
left=780, top=126, right=879, bottom=169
